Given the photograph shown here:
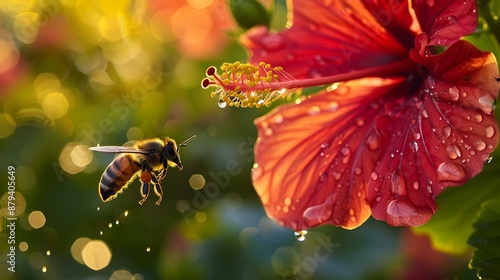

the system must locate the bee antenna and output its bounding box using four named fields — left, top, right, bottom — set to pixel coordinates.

left=178, top=135, right=196, bottom=150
